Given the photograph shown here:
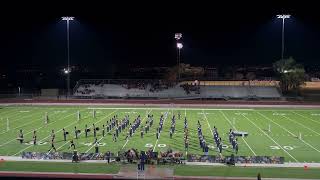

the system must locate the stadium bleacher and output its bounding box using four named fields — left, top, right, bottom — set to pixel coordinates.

left=73, top=80, right=281, bottom=99
left=74, top=80, right=281, bottom=99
